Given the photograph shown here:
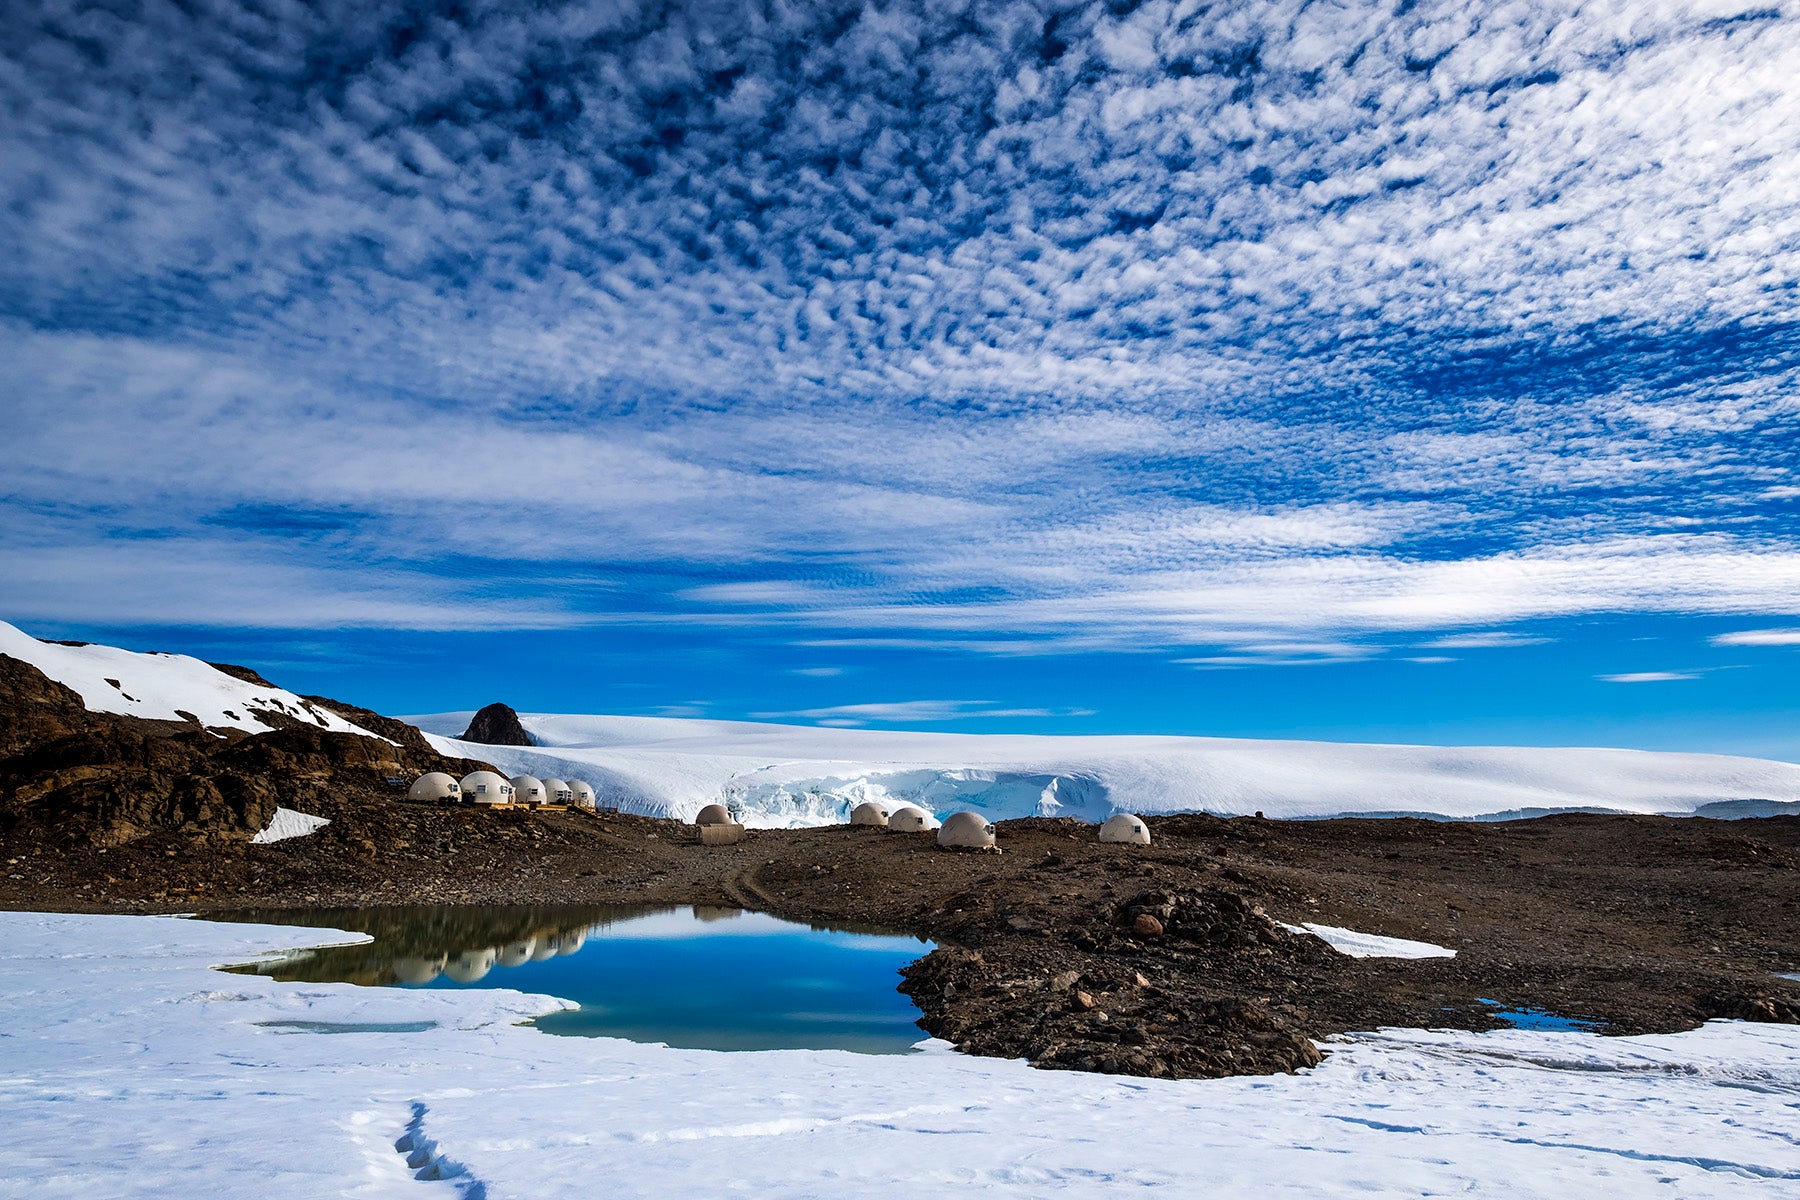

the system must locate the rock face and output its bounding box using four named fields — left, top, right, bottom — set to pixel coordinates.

left=459, top=703, right=533, bottom=746
left=0, top=653, right=493, bottom=849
